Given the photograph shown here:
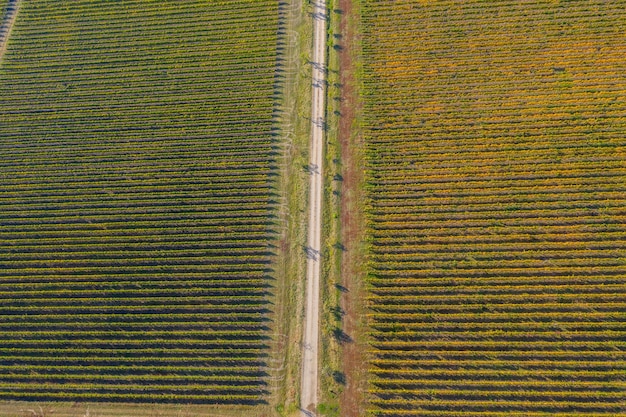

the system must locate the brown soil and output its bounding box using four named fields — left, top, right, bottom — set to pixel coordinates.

left=336, top=0, right=367, bottom=415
